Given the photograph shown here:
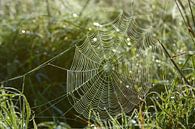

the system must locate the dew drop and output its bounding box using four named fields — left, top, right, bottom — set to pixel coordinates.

left=93, top=22, right=102, bottom=27
left=116, top=28, right=120, bottom=32
left=127, top=42, right=131, bottom=46
left=93, top=37, right=97, bottom=42
left=170, top=96, right=175, bottom=99
left=131, top=120, right=137, bottom=124
left=112, top=49, right=117, bottom=53
left=155, top=59, right=160, bottom=63
left=21, top=30, right=26, bottom=33
left=189, top=51, right=194, bottom=55
left=91, top=124, right=95, bottom=127
left=72, top=13, right=78, bottom=17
